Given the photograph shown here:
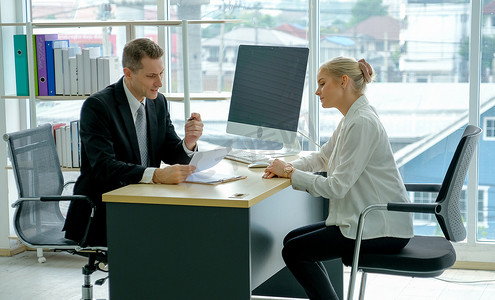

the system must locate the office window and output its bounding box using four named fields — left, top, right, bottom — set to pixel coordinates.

left=410, top=191, right=437, bottom=223
left=318, top=1, right=478, bottom=238
left=479, top=2, right=495, bottom=242
left=483, top=117, right=495, bottom=140
left=31, top=0, right=160, bottom=125
left=167, top=1, right=310, bottom=151
left=319, top=0, right=471, bottom=147
left=410, top=187, right=488, bottom=238
left=475, top=188, right=490, bottom=241
left=4, top=0, right=495, bottom=260
left=27, top=0, right=311, bottom=149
